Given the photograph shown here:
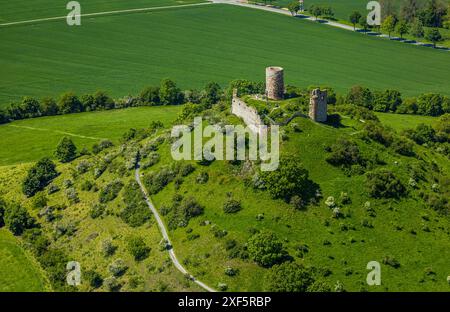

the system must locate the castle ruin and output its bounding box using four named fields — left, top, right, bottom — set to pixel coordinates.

left=265, top=66, right=284, bottom=100
left=231, top=89, right=264, bottom=134
left=309, top=88, right=327, bottom=122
